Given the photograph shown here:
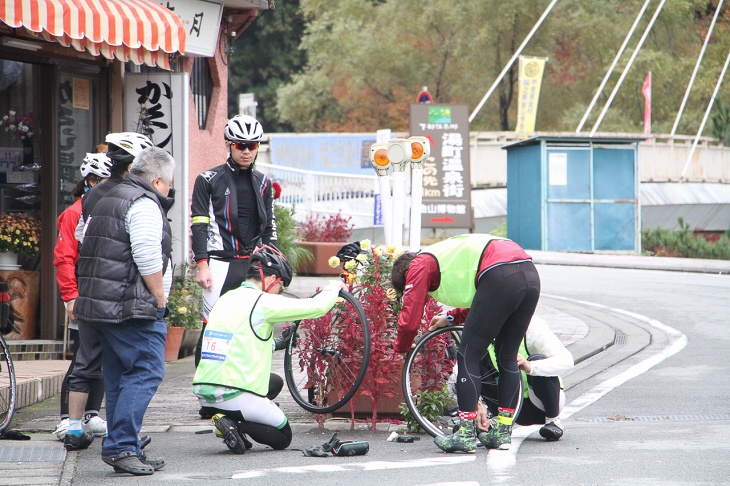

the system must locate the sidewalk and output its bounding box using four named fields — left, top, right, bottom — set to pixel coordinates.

left=6, top=251, right=728, bottom=431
